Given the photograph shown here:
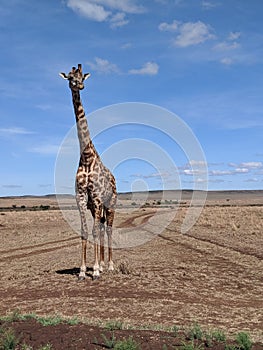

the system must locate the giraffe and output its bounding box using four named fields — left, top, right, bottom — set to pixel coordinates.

left=59, top=64, right=117, bottom=280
